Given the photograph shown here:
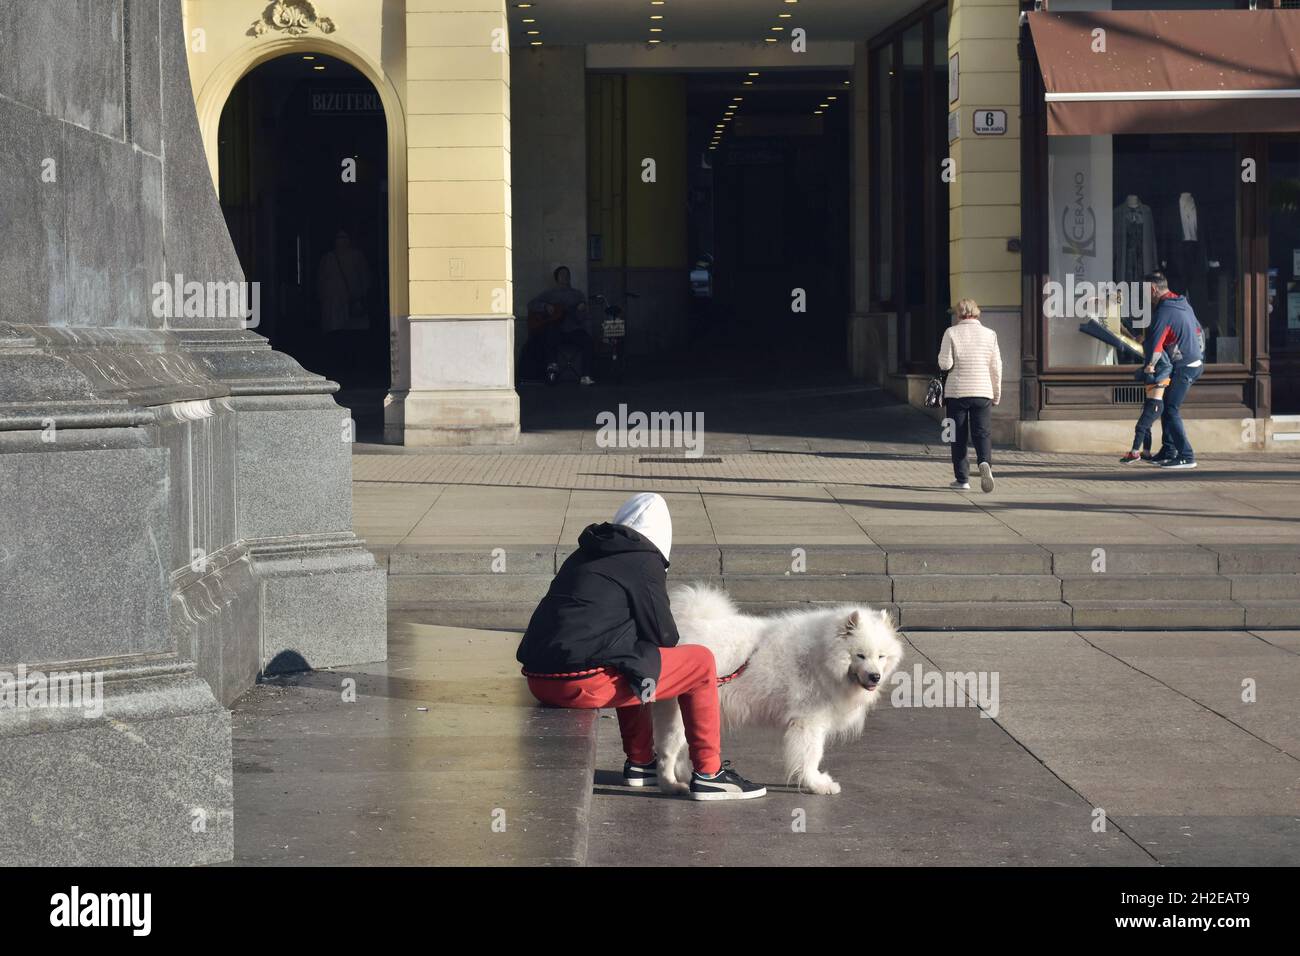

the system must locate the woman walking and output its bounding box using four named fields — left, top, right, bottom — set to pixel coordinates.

left=937, top=298, right=1002, bottom=493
